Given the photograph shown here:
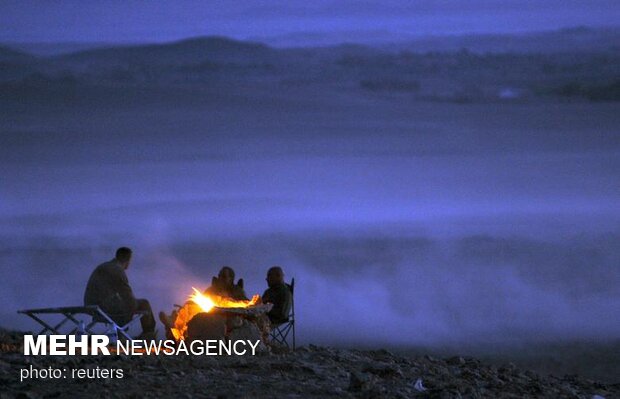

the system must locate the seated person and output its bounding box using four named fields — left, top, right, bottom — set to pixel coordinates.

left=262, top=266, right=292, bottom=325
left=205, top=266, right=248, bottom=300
left=84, top=247, right=156, bottom=339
